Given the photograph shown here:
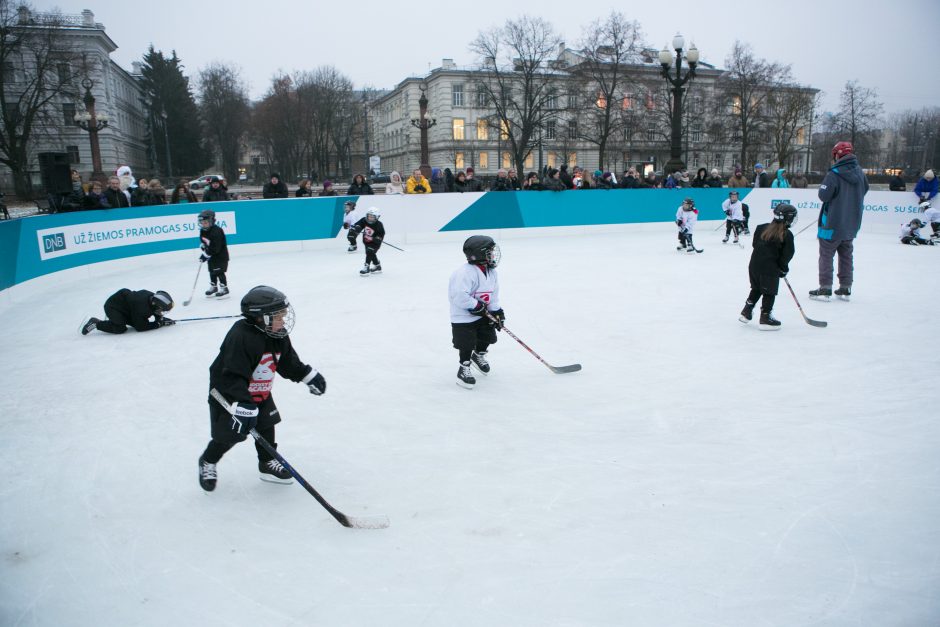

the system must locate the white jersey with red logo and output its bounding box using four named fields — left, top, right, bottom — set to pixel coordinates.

left=449, top=263, right=501, bottom=323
